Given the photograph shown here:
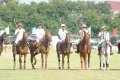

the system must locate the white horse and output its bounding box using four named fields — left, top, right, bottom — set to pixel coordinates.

left=98, top=40, right=112, bottom=70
